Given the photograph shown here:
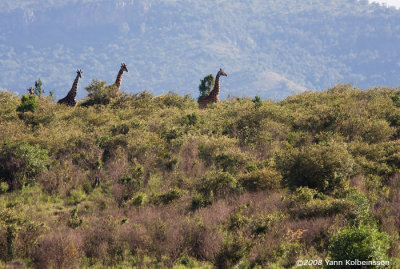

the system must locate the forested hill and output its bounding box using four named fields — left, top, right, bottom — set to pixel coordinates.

left=1, top=0, right=400, bottom=99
